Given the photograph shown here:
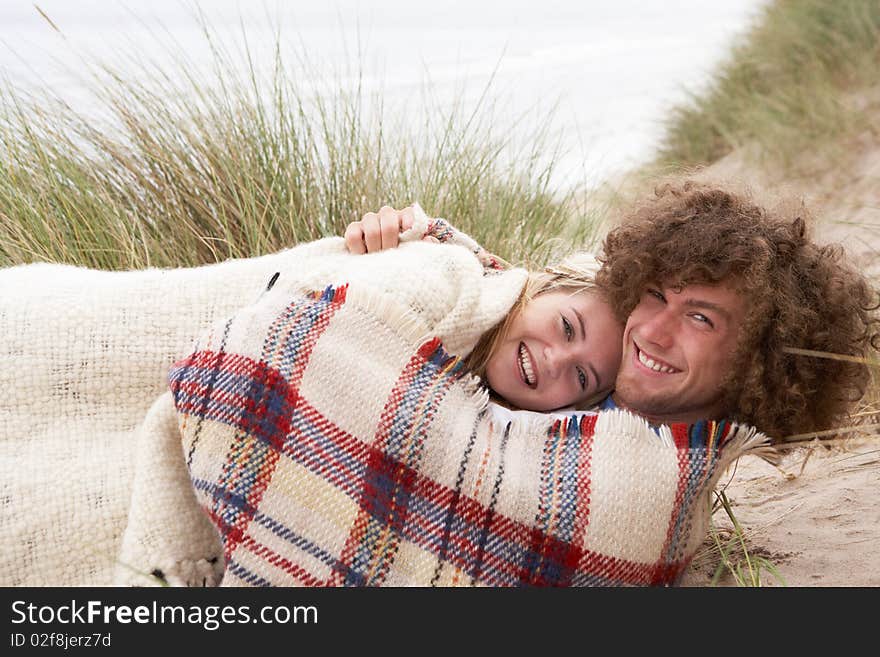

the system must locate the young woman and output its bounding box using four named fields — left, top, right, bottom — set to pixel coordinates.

left=0, top=202, right=618, bottom=586
left=344, top=205, right=623, bottom=411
